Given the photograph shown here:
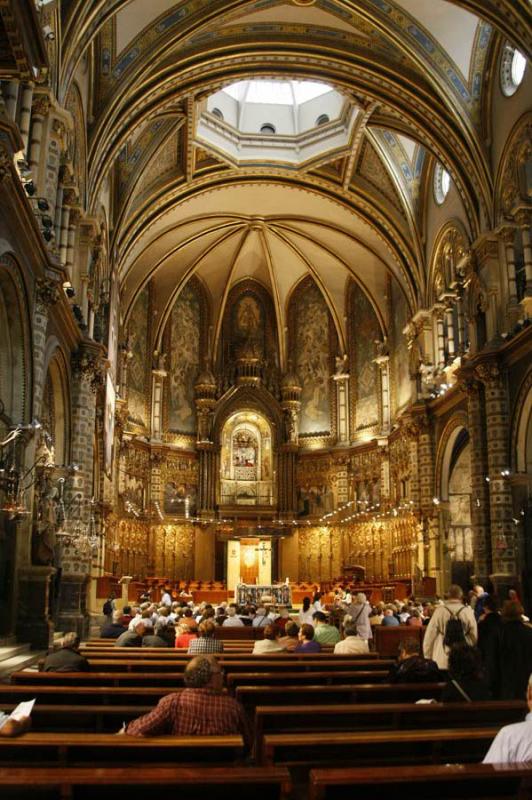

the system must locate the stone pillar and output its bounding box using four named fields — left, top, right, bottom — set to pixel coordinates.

left=33, top=278, right=60, bottom=419
left=278, top=446, right=298, bottom=517
left=16, top=566, right=56, bottom=649
left=515, top=210, right=532, bottom=316
left=475, top=361, right=516, bottom=588
left=500, top=226, right=518, bottom=306
left=4, top=80, right=19, bottom=121
left=151, top=363, right=167, bottom=441
left=375, top=355, right=391, bottom=432
left=461, top=376, right=491, bottom=583
left=65, top=208, right=79, bottom=284
left=28, top=94, right=51, bottom=183
left=414, top=409, right=440, bottom=588
left=445, top=305, right=456, bottom=360
left=18, top=82, right=34, bottom=159
left=434, top=307, right=446, bottom=369
left=56, top=343, right=104, bottom=637
left=58, top=203, right=70, bottom=268
left=333, top=355, right=350, bottom=444
left=197, top=445, right=218, bottom=515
